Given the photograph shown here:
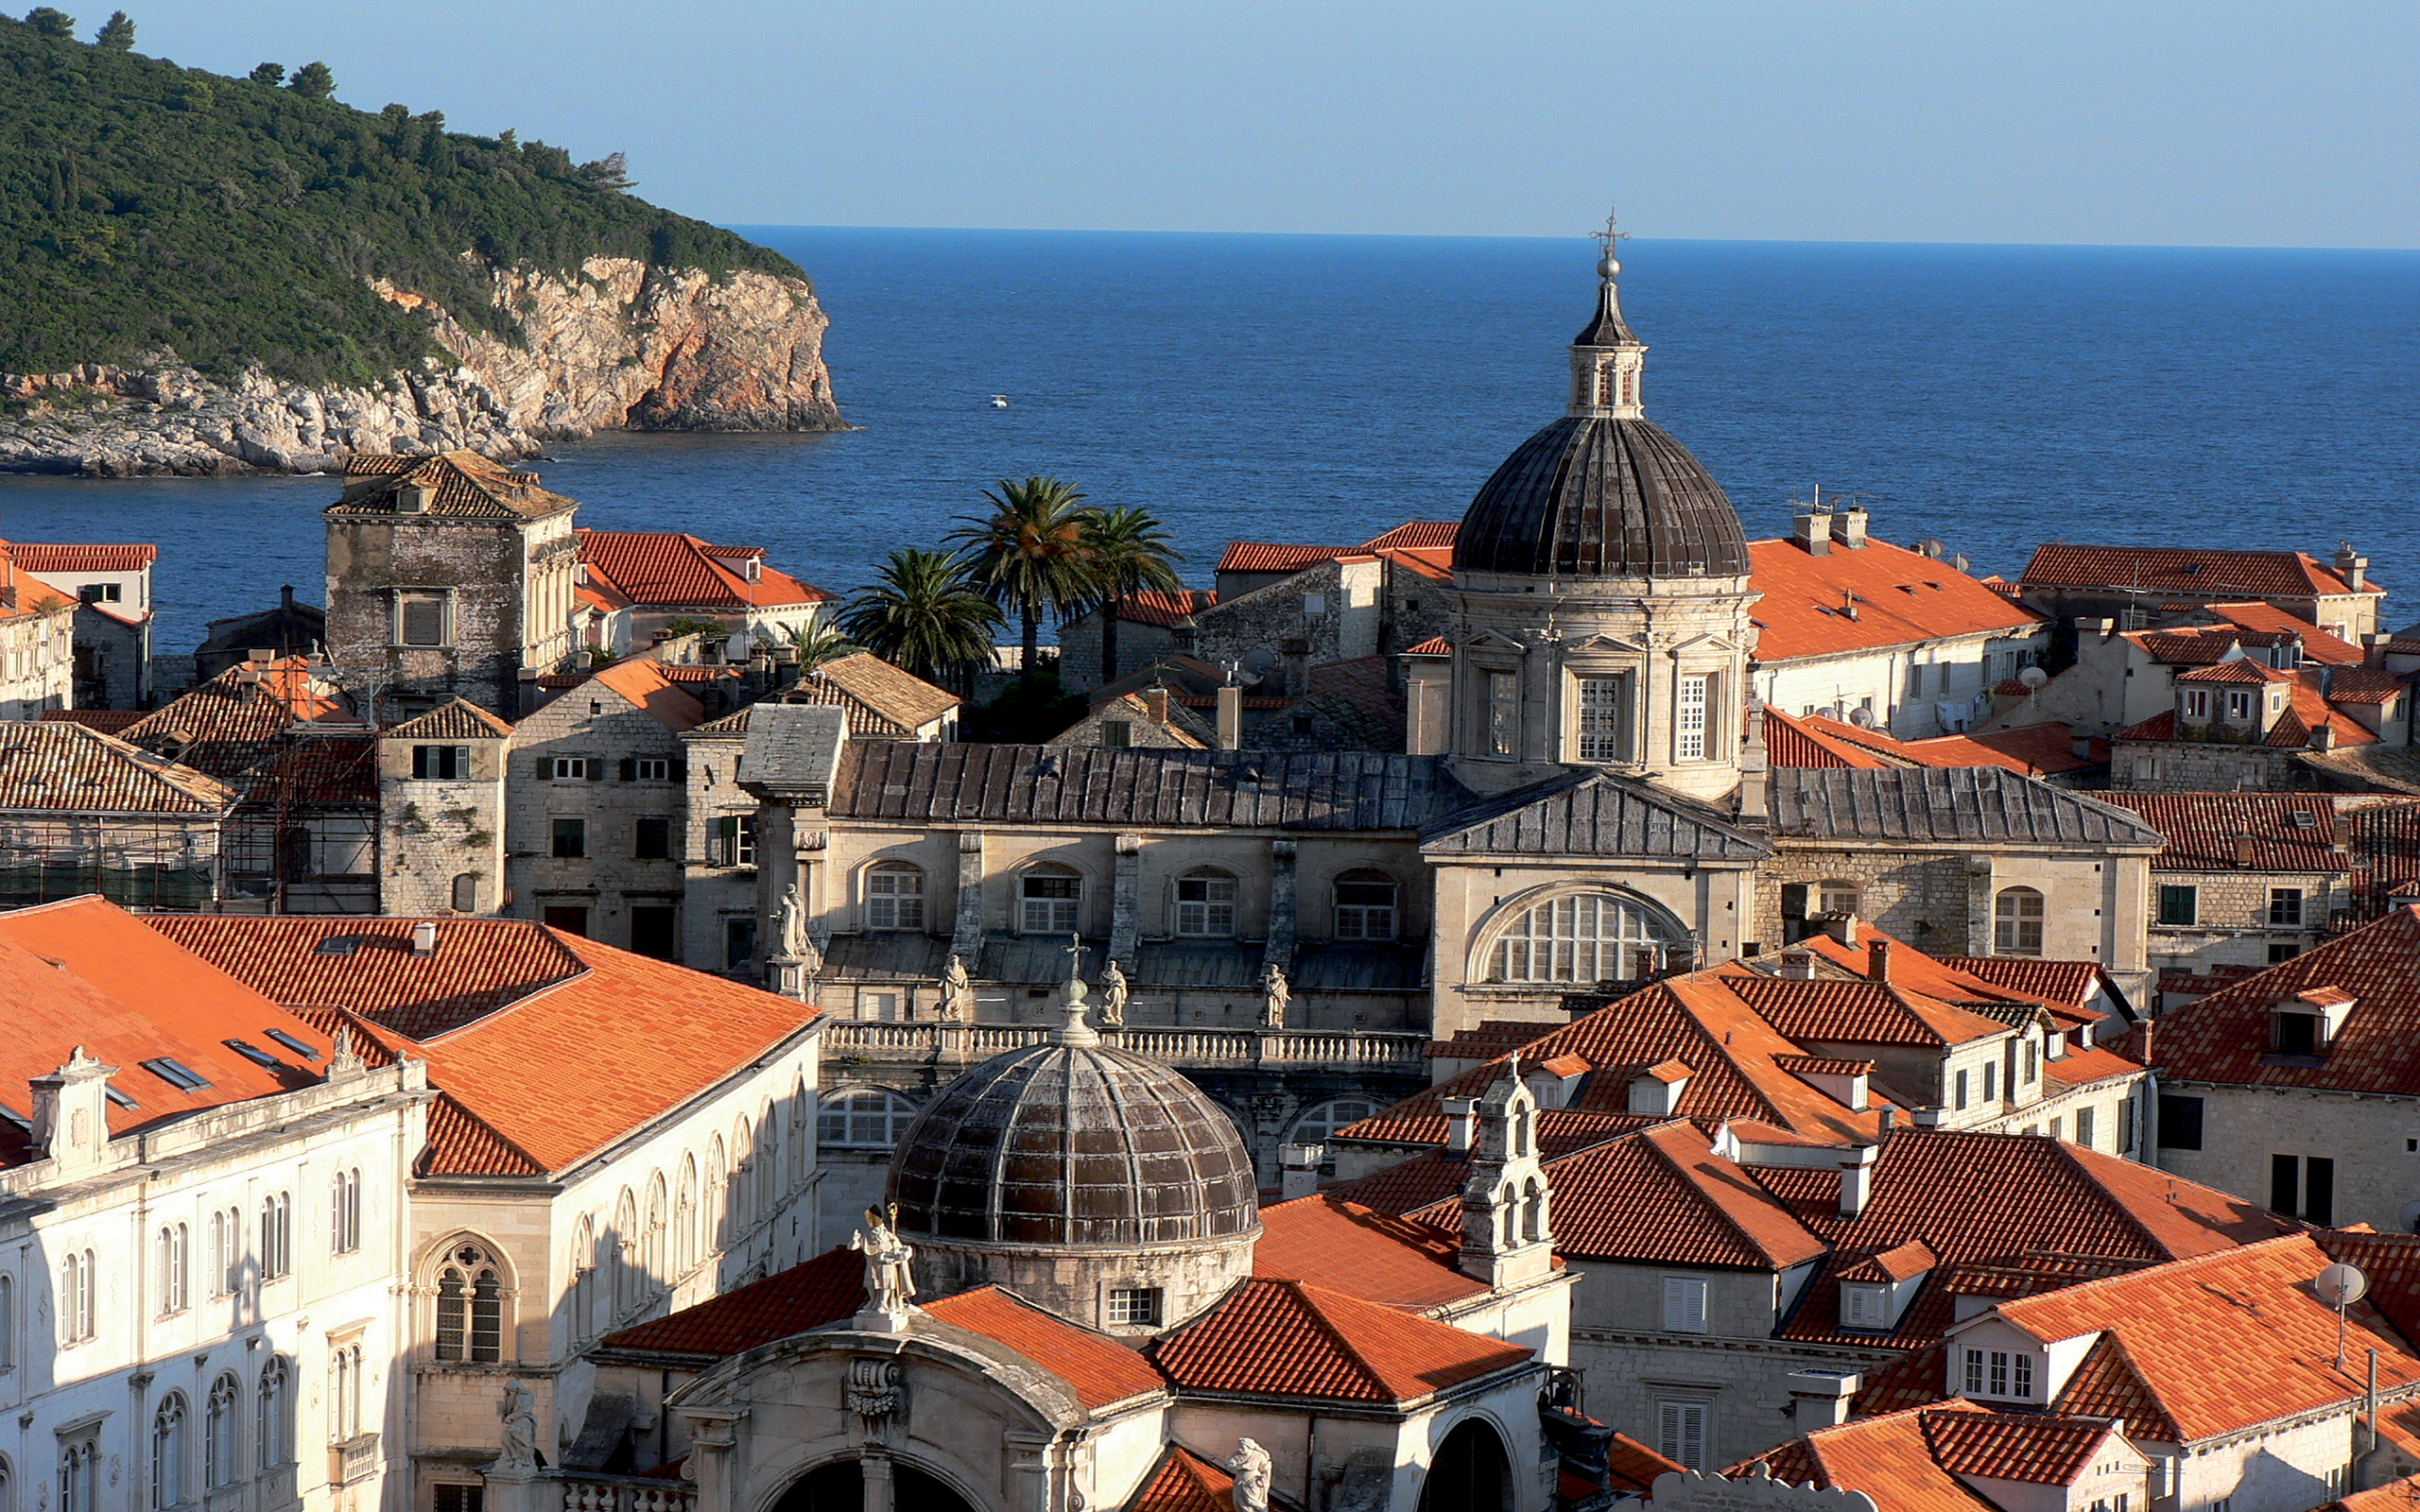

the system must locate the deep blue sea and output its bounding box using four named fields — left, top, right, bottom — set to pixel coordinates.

left=4, top=229, right=2416, bottom=651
